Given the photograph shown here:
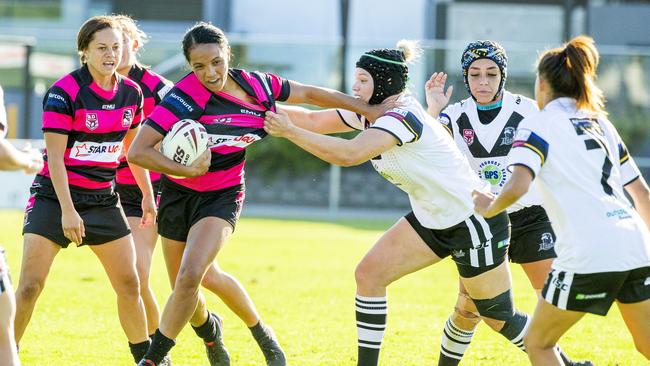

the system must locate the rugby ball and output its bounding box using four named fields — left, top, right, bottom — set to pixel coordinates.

left=160, top=119, right=209, bottom=176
